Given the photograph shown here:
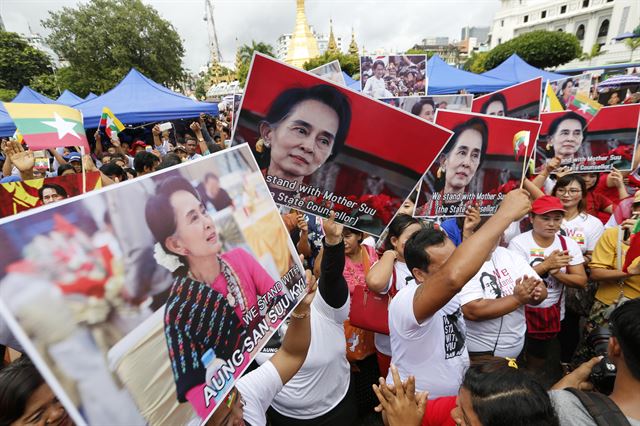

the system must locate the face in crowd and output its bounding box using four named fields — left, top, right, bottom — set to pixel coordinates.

left=484, top=100, right=505, bottom=116
left=418, top=103, right=435, bottom=122
left=186, top=139, right=198, bottom=155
